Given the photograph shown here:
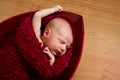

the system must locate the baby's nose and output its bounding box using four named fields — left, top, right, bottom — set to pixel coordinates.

left=60, top=45, right=66, bottom=55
